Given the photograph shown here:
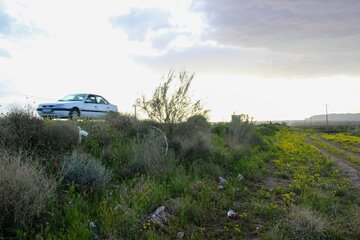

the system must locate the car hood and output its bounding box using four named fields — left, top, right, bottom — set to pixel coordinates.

left=38, top=101, right=81, bottom=106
